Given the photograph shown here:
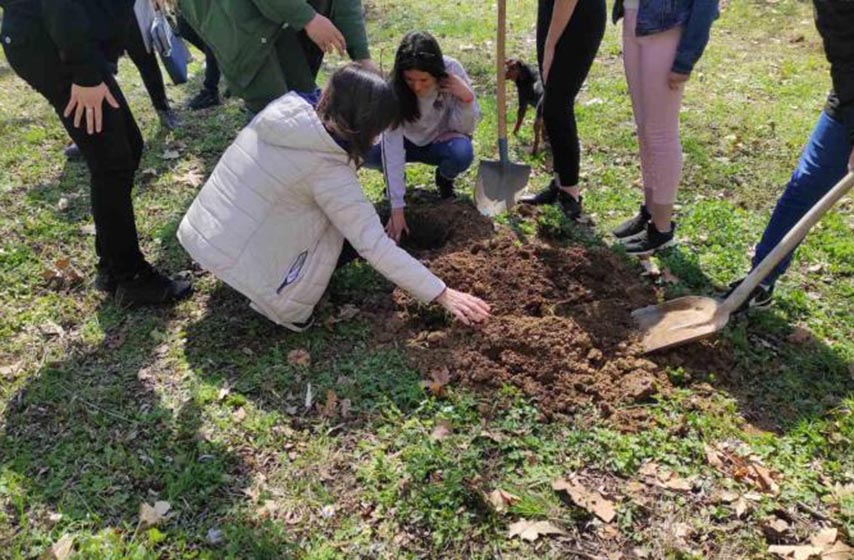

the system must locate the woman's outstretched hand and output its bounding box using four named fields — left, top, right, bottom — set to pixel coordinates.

left=436, top=288, right=490, bottom=326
